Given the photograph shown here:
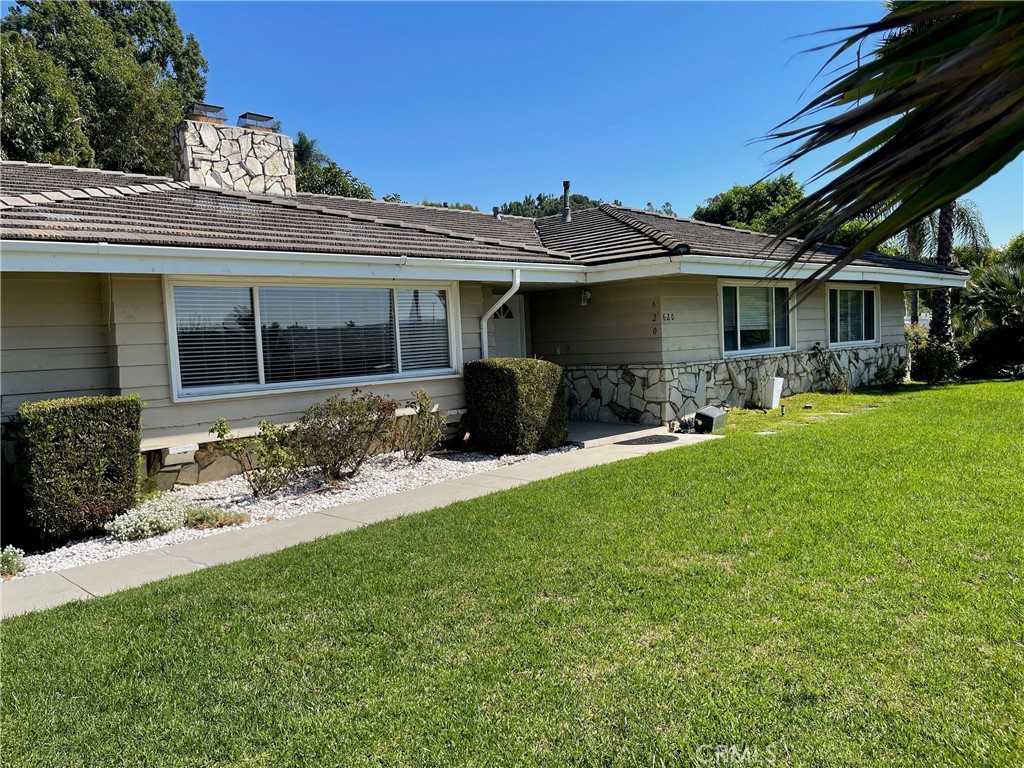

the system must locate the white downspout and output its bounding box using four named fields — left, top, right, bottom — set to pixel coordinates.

left=480, top=268, right=521, bottom=359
